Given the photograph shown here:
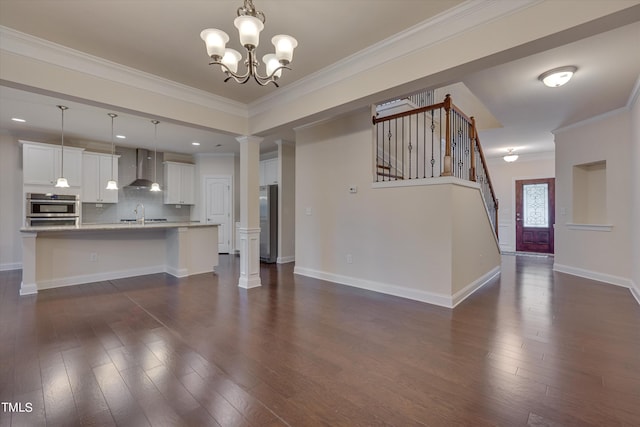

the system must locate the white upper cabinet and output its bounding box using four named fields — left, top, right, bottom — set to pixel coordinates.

left=22, top=141, right=83, bottom=187
left=164, top=162, right=195, bottom=205
left=82, top=152, right=119, bottom=203
left=260, top=158, right=278, bottom=186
